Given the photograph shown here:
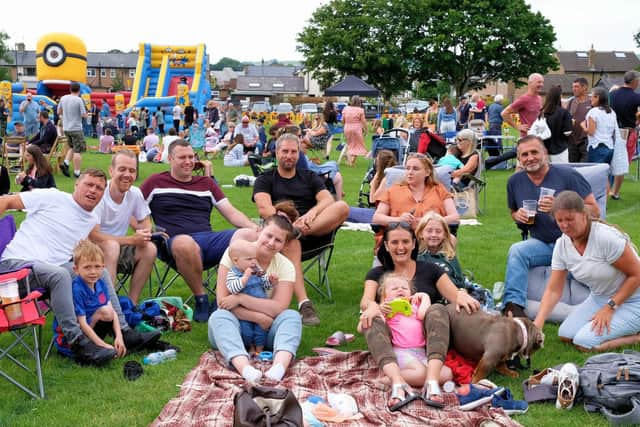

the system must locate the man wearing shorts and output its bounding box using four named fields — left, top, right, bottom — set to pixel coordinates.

left=140, top=139, right=258, bottom=321
left=57, top=82, right=88, bottom=178
left=0, top=169, right=160, bottom=366
left=89, top=150, right=157, bottom=304
left=253, top=133, right=349, bottom=326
